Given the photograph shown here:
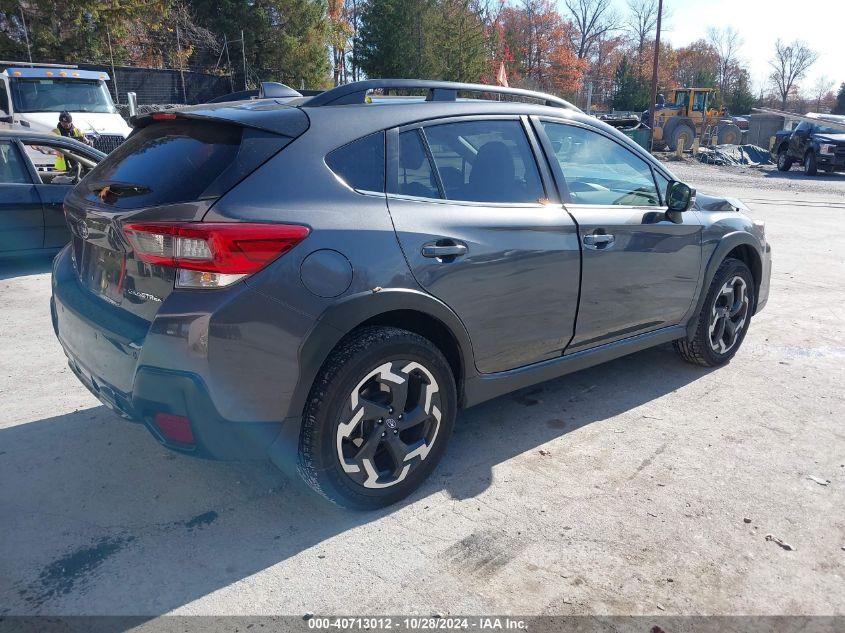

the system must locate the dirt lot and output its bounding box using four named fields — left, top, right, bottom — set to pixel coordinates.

left=1, top=163, right=843, bottom=618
